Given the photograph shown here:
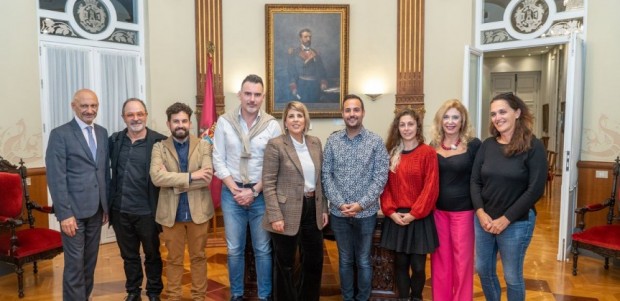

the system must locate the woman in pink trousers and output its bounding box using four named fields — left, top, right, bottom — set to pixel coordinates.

left=430, top=99, right=481, bottom=301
